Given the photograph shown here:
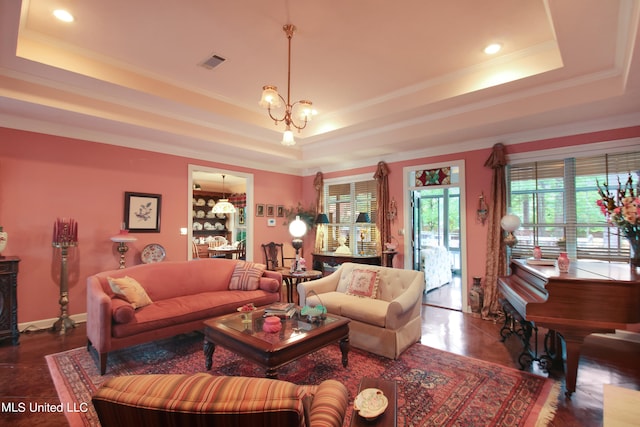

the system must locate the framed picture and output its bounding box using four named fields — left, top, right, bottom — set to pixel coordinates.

left=267, top=218, right=276, bottom=227
left=238, top=207, right=245, bottom=225
left=277, top=205, right=285, bottom=217
left=256, top=204, right=265, bottom=217
left=124, top=192, right=161, bottom=232
left=266, top=204, right=275, bottom=217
